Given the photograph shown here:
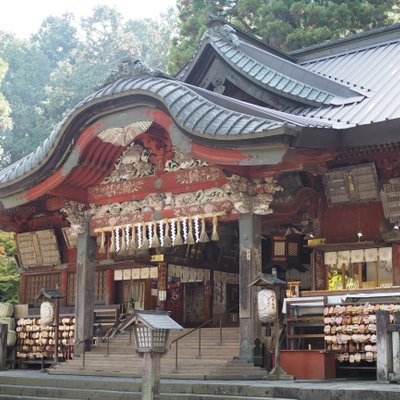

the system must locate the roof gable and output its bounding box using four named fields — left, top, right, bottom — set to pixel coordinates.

left=182, top=23, right=366, bottom=108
